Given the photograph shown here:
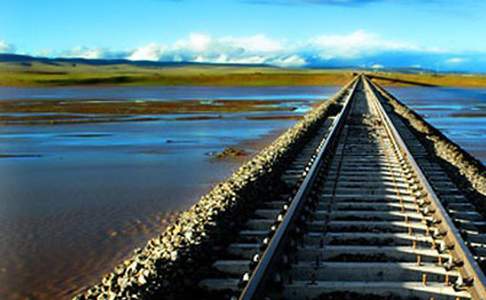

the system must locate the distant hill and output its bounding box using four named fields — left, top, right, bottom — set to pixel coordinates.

left=0, top=53, right=275, bottom=69
left=0, top=53, right=484, bottom=87
left=0, top=53, right=448, bottom=74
